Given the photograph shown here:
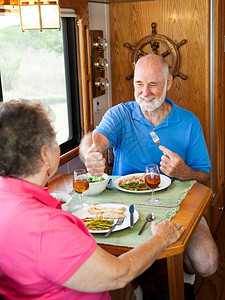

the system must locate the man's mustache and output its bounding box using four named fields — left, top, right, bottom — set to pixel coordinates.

left=139, top=95, right=156, bottom=101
